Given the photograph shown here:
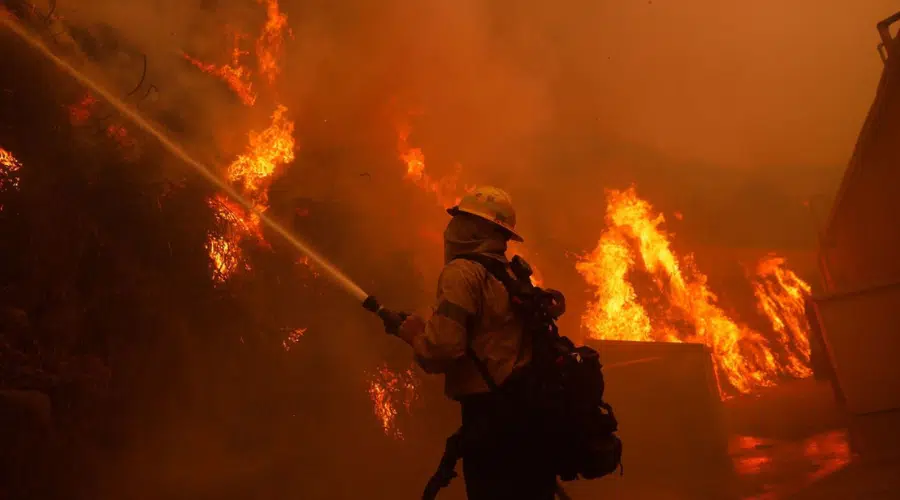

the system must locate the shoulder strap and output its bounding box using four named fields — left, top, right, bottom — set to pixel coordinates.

left=454, top=253, right=517, bottom=295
